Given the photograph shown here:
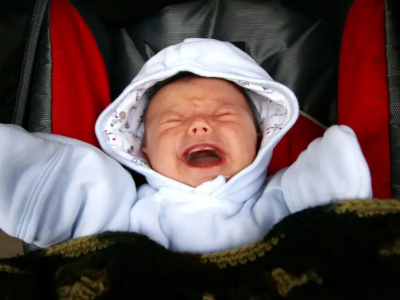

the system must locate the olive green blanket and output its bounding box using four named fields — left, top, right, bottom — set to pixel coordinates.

left=1, top=200, right=400, bottom=300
